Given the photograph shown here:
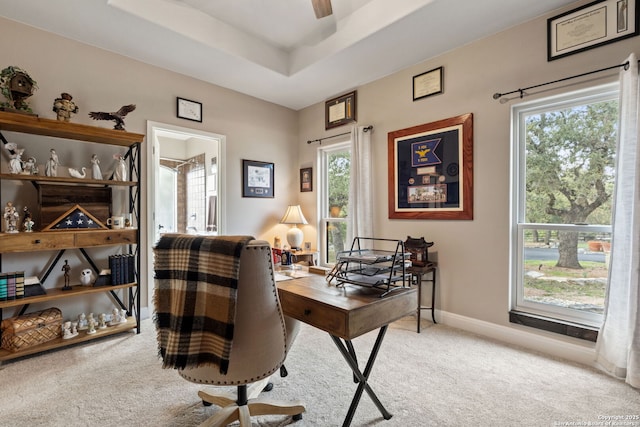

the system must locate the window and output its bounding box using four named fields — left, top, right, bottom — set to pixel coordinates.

left=511, top=84, right=618, bottom=330
left=319, top=142, right=350, bottom=265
